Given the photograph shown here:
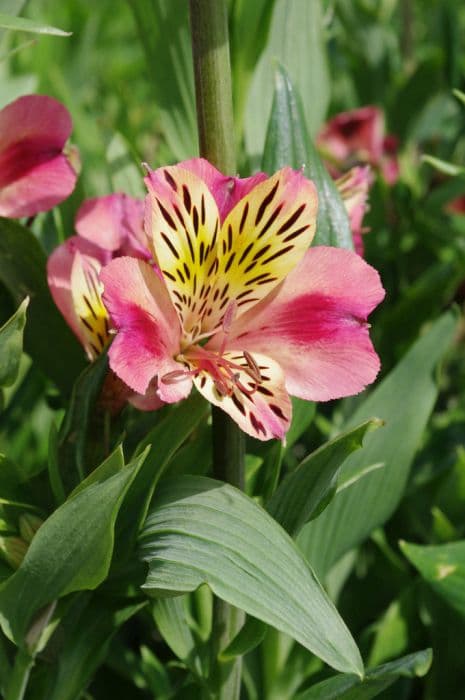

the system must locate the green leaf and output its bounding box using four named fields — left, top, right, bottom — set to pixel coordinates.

left=245, top=0, right=329, bottom=160
left=268, top=420, right=381, bottom=537
left=262, top=65, right=353, bottom=249
left=106, top=132, right=145, bottom=198
left=140, top=475, right=363, bottom=676
left=43, top=593, right=144, bottom=700
left=128, top=0, right=197, bottom=161
left=400, top=540, right=465, bottom=618
left=286, top=398, right=316, bottom=450
left=0, top=451, right=147, bottom=648
left=54, top=352, right=110, bottom=497
left=230, top=0, right=275, bottom=135
left=219, top=616, right=266, bottom=662
left=421, top=154, right=465, bottom=177
left=298, top=311, right=458, bottom=578
left=152, top=596, right=201, bottom=673
left=0, top=12, right=70, bottom=36
left=295, top=649, right=432, bottom=700
left=115, top=392, right=209, bottom=558
left=453, top=88, right=465, bottom=107
left=0, top=297, right=28, bottom=387
left=0, top=219, right=85, bottom=394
